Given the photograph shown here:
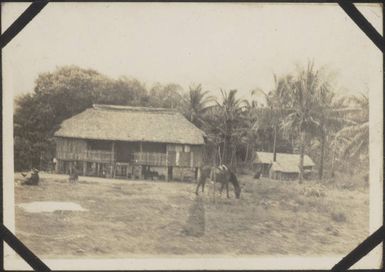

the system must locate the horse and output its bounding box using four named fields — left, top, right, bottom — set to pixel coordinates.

left=195, top=166, right=212, bottom=195
left=195, top=164, right=241, bottom=199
